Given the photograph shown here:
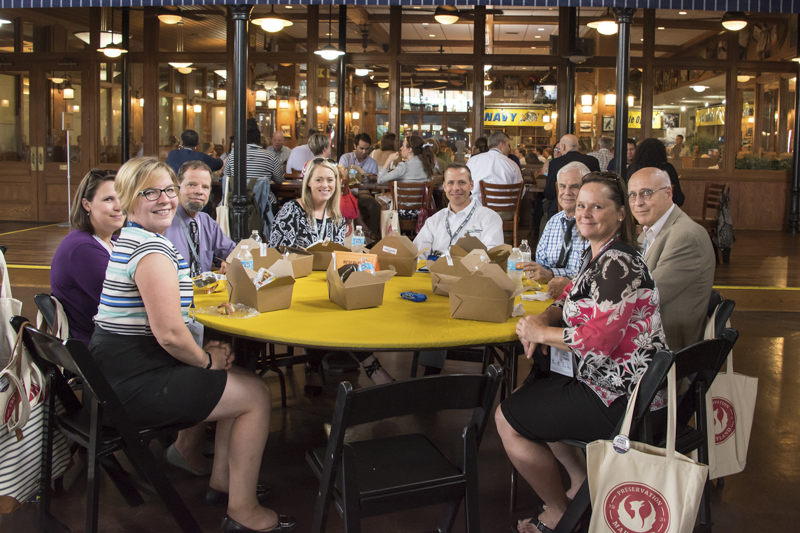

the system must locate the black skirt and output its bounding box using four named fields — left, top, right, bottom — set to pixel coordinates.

left=89, top=327, right=227, bottom=429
